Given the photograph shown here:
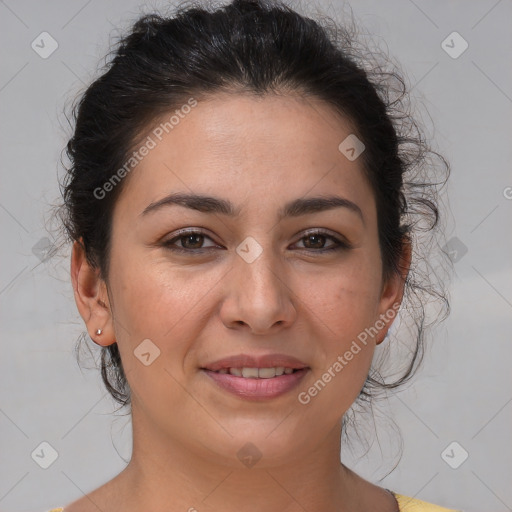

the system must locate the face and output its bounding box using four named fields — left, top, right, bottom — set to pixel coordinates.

left=73, top=92, right=406, bottom=468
